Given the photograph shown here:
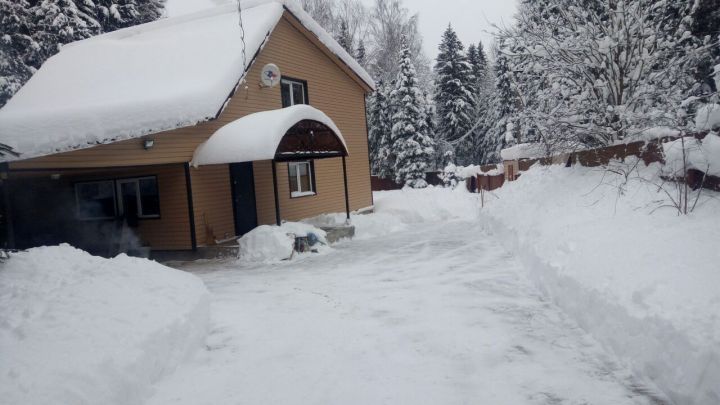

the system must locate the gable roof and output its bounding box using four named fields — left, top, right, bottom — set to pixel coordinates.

left=0, top=0, right=374, bottom=163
